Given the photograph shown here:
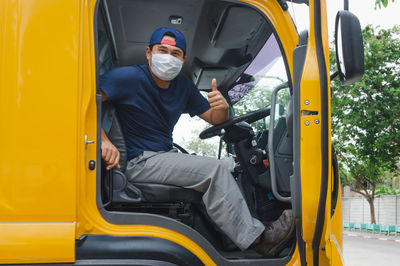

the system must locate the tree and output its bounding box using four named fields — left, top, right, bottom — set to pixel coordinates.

left=185, top=135, right=218, bottom=157
left=331, top=25, right=400, bottom=224
left=232, top=76, right=289, bottom=132
left=375, top=0, right=396, bottom=9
